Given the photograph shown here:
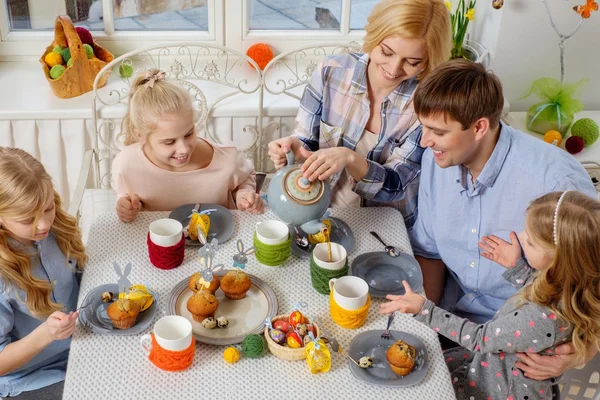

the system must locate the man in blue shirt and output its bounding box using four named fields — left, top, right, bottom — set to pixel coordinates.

left=381, top=59, right=597, bottom=380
